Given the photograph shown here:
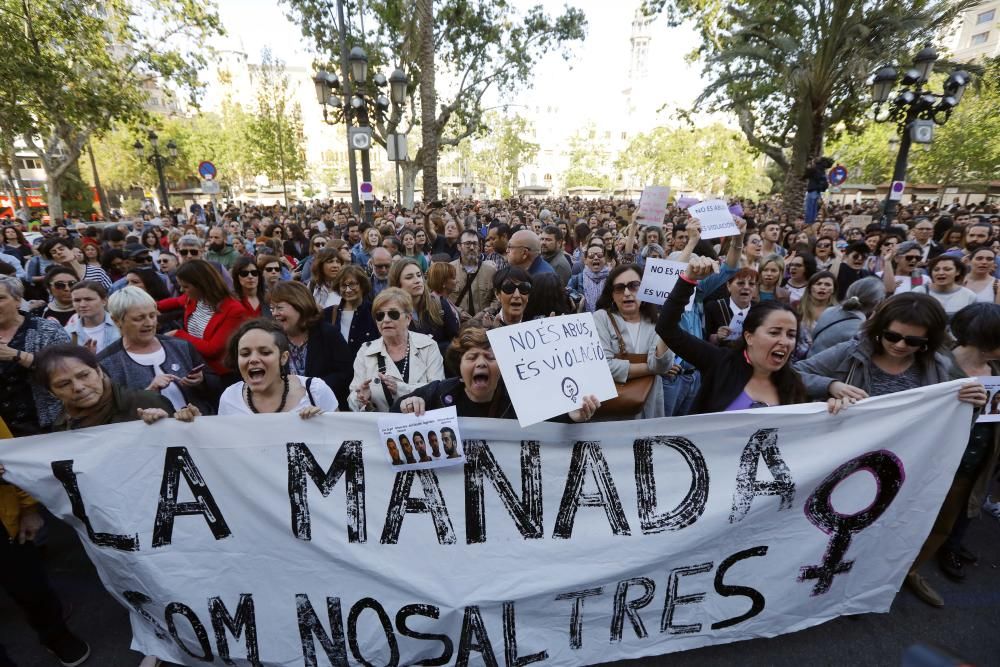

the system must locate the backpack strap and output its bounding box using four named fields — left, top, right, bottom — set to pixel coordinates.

left=810, top=316, right=858, bottom=343
left=305, top=376, right=316, bottom=406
